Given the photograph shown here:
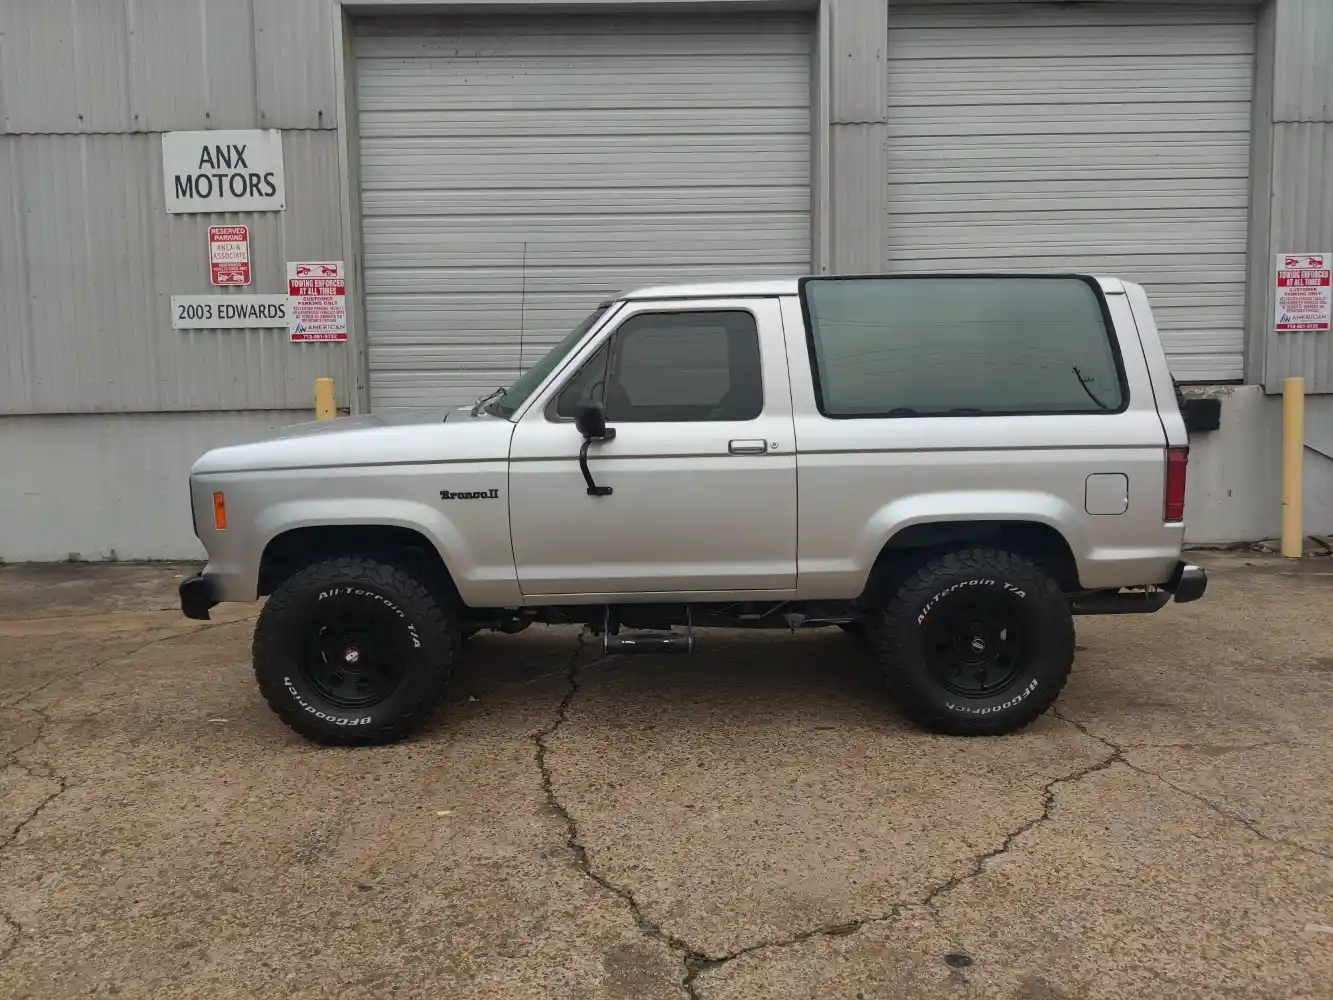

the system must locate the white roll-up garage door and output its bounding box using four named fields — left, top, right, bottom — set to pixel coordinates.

left=886, top=2, right=1256, bottom=382
left=354, top=15, right=812, bottom=411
